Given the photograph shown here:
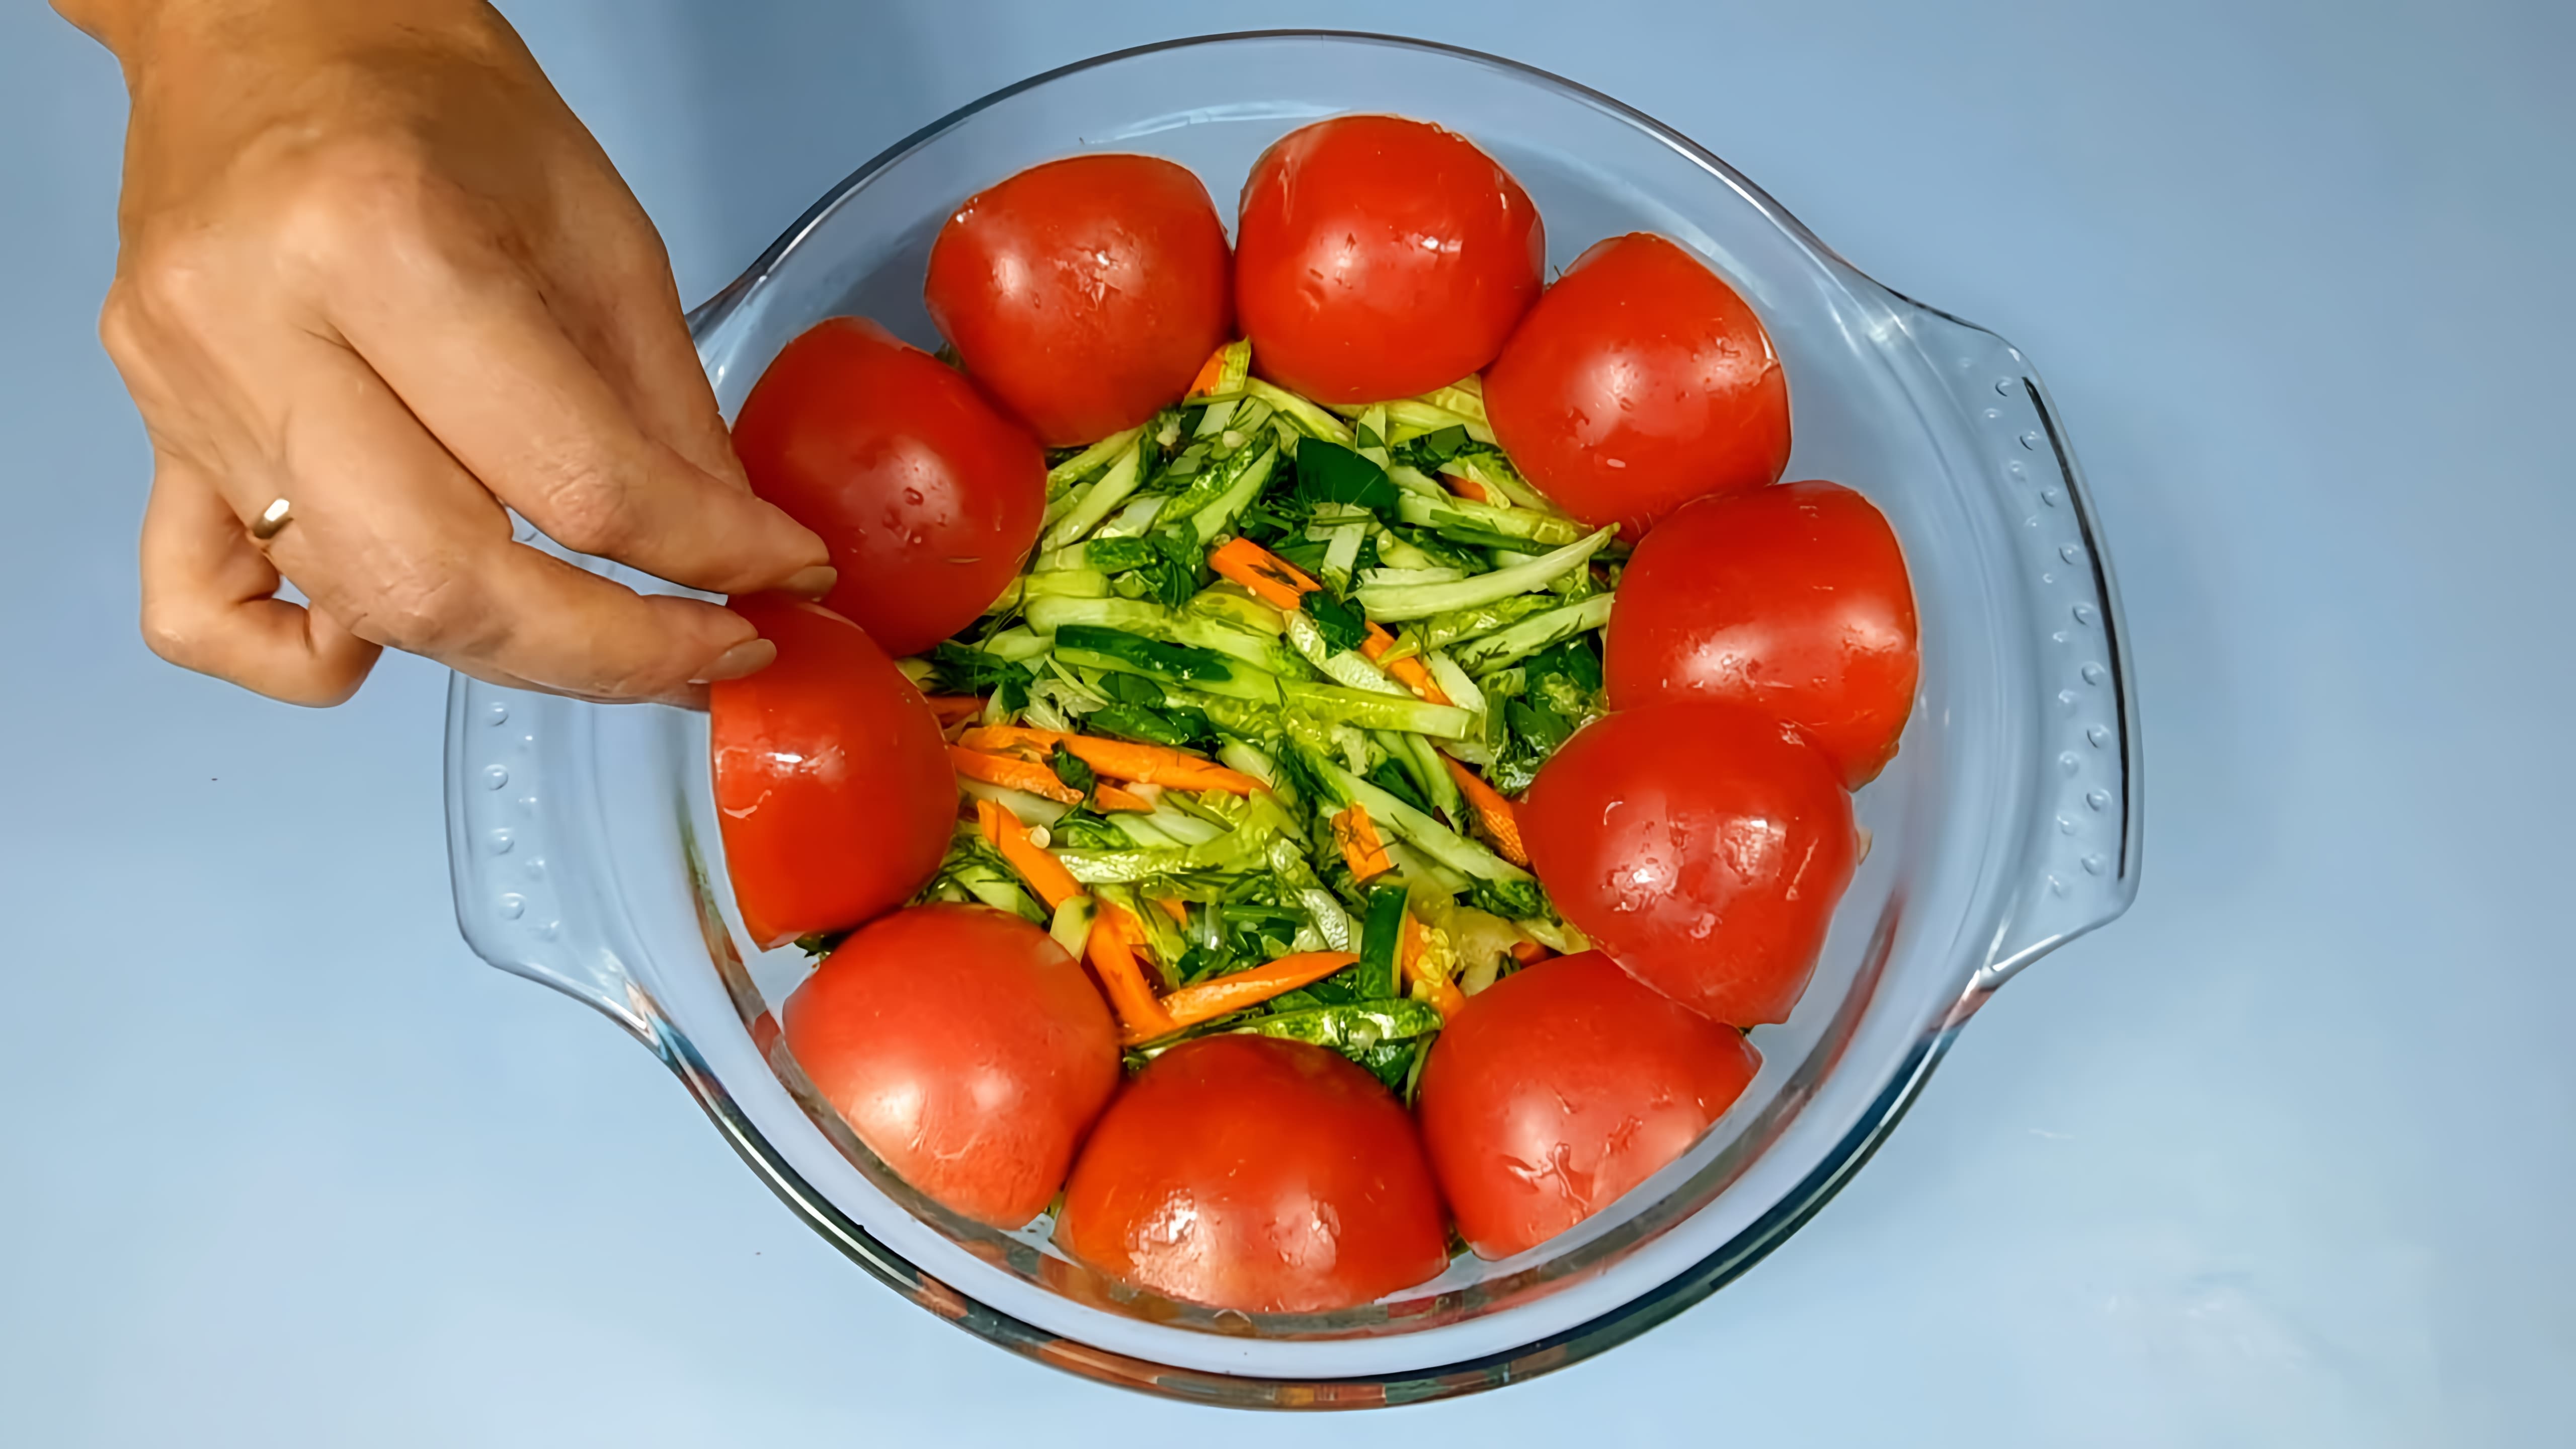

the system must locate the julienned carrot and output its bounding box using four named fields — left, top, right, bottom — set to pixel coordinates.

left=1153, top=896, right=1190, bottom=927
left=1402, top=914, right=1467, bottom=1019
left=976, top=798, right=1084, bottom=912
left=924, top=695, right=987, bottom=727
left=949, top=746, right=1084, bottom=805
left=1446, top=475, right=1493, bottom=505
left=1209, top=536, right=1321, bottom=611
left=958, top=726, right=1265, bottom=794
left=1510, top=939, right=1555, bottom=965
left=1360, top=625, right=1453, bottom=706
left=1440, top=754, right=1529, bottom=865
left=1095, top=783, right=1157, bottom=813
left=1208, top=538, right=1453, bottom=706
left=1087, top=911, right=1175, bottom=1041
left=1142, top=952, right=1361, bottom=1041
left=1332, top=802, right=1394, bottom=881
